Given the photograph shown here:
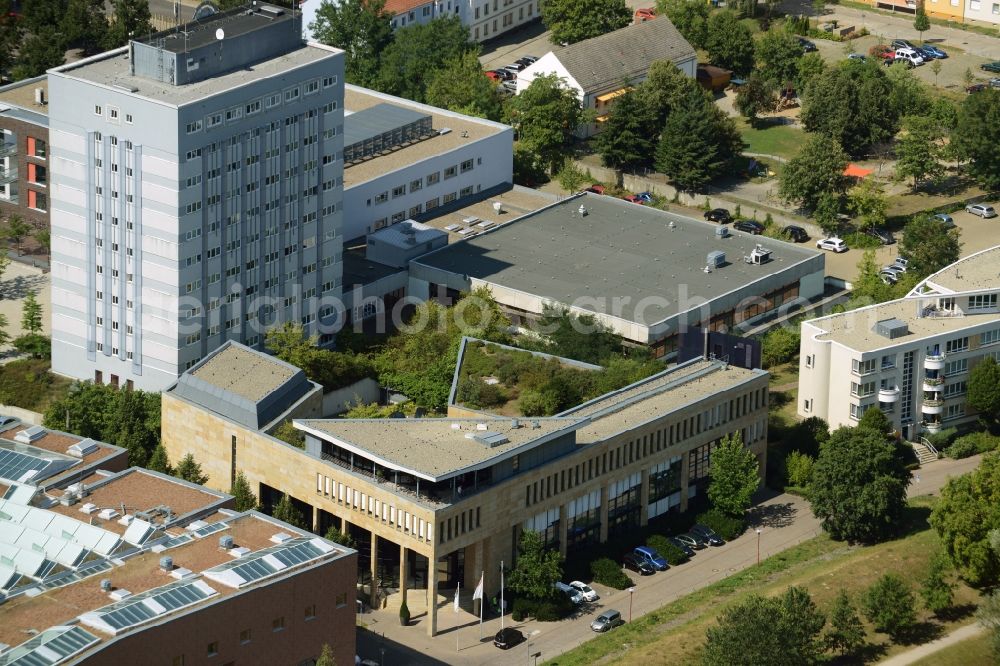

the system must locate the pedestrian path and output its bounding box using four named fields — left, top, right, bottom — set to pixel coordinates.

left=878, top=623, right=985, bottom=665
